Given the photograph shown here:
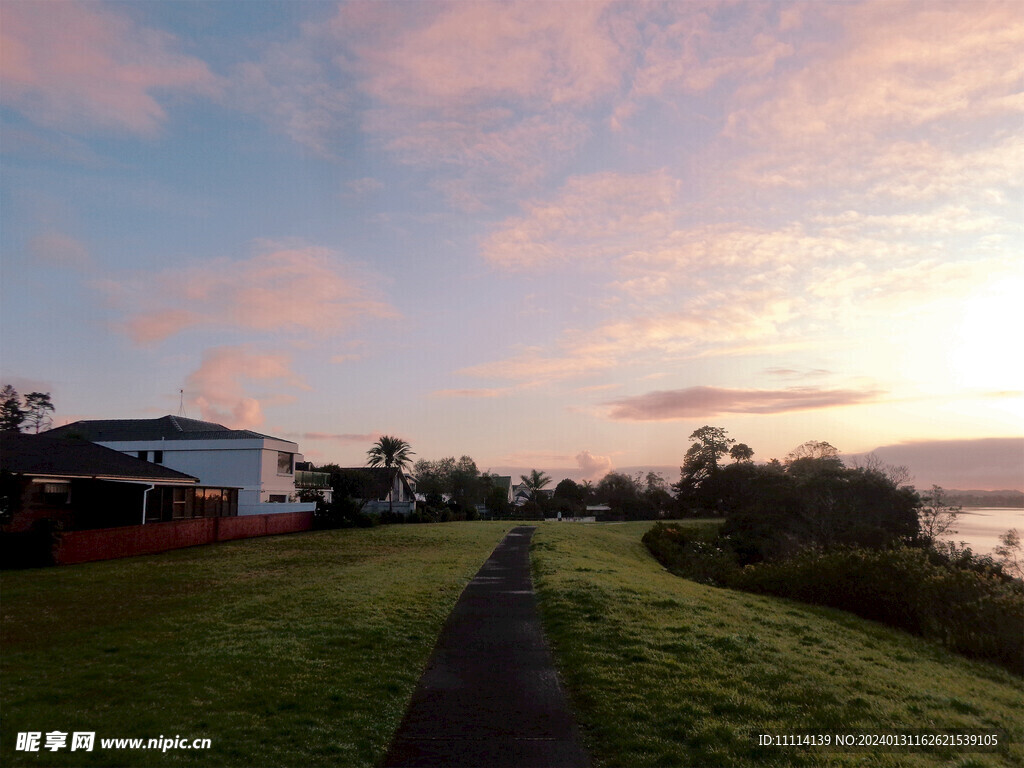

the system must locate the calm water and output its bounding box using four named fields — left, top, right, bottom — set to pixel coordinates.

left=940, top=508, right=1024, bottom=555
